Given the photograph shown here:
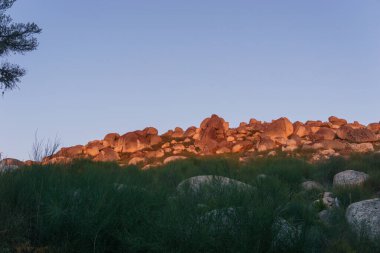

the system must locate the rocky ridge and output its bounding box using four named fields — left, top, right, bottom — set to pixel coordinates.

left=38, top=115, right=380, bottom=168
